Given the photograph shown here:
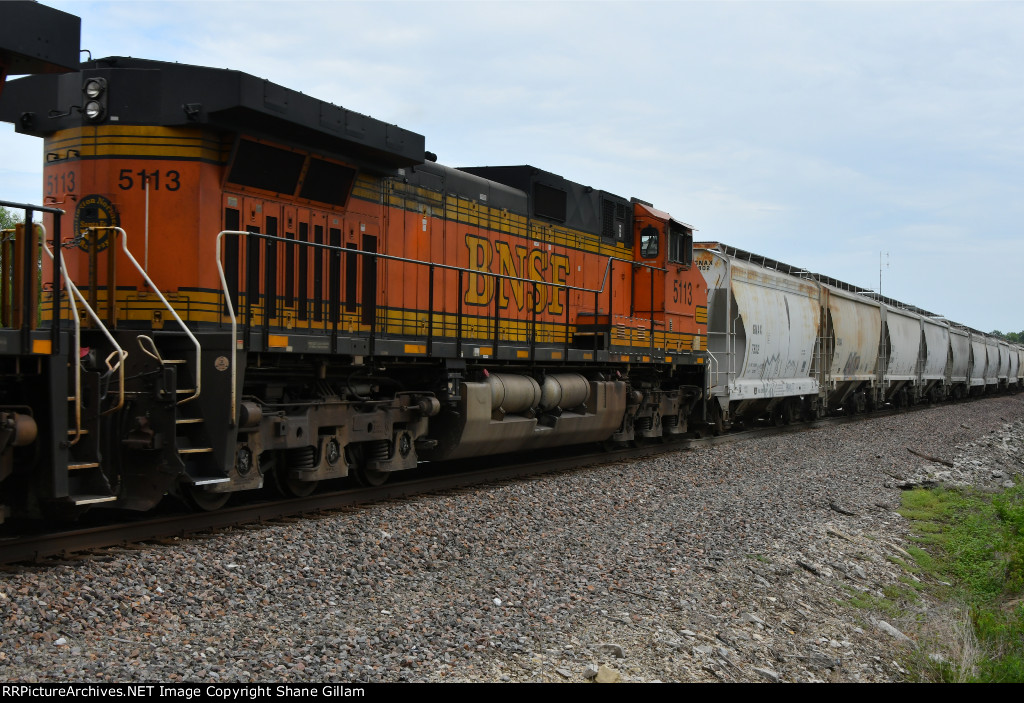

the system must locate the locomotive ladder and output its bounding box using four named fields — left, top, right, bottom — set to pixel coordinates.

left=41, top=227, right=127, bottom=506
